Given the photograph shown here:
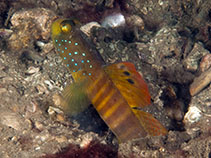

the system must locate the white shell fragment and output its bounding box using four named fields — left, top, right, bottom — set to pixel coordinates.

left=101, top=13, right=126, bottom=28
left=184, top=106, right=202, bottom=124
